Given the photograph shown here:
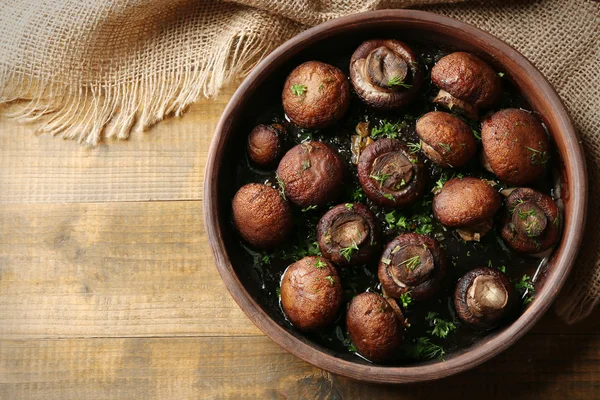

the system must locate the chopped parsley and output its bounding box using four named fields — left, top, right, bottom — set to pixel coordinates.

left=370, top=120, right=404, bottom=139
left=301, top=205, right=318, bottom=212
left=407, top=141, right=422, bottom=153
left=399, top=292, right=413, bottom=308
left=516, top=274, right=536, bottom=305
left=369, top=171, right=391, bottom=188
left=426, top=312, right=457, bottom=339
left=275, top=174, right=286, bottom=200
left=403, top=337, right=445, bottom=360
left=314, top=258, right=327, bottom=269
left=291, top=84, right=307, bottom=96
left=324, top=275, right=335, bottom=285
left=345, top=203, right=354, bottom=210
left=340, top=241, right=359, bottom=262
